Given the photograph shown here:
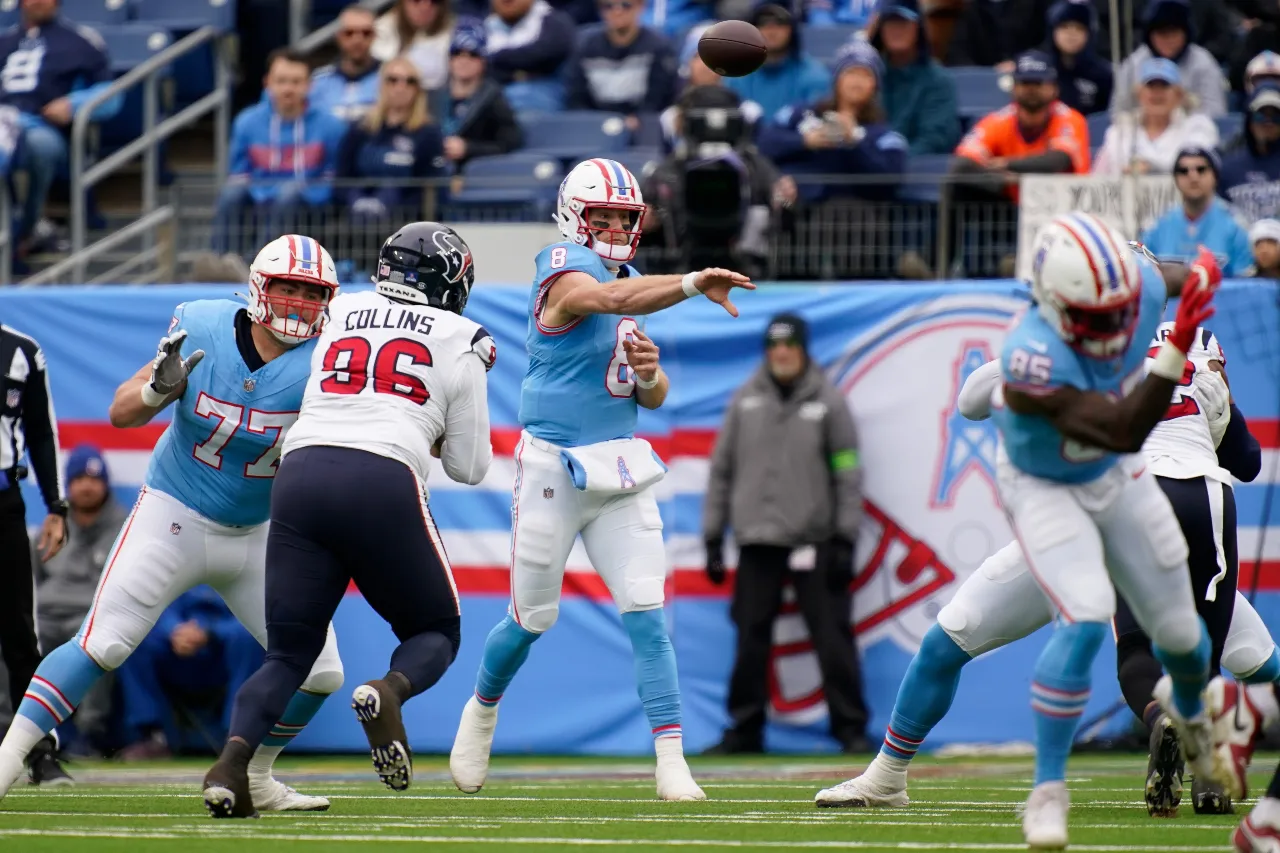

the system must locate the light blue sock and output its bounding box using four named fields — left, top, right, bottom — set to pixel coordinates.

left=880, top=623, right=973, bottom=764
left=18, top=642, right=106, bottom=734
left=1154, top=617, right=1211, bottom=720
left=621, top=609, right=682, bottom=740
left=474, top=613, right=539, bottom=706
left=1243, top=648, right=1280, bottom=685
left=1031, top=621, right=1106, bottom=786
left=261, top=689, right=328, bottom=749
